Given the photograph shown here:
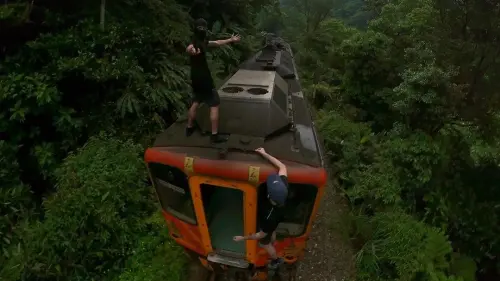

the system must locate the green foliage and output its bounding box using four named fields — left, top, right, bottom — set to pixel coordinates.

left=285, top=0, right=500, bottom=280
left=1, top=0, right=259, bottom=196
left=316, top=109, right=372, bottom=172
left=449, top=253, right=476, bottom=281
left=7, top=137, right=154, bottom=280
left=0, top=141, right=33, bottom=279
left=114, top=215, right=186, bottom=281
left=0, top=1, right=197, bottom=209
left=256, top=0, right=283, bottom=33
left=332, top=0, right=374, bottom=28
left=355, top=211, right=452, bottom=281
left=2, top=0, right=268, bottom=280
